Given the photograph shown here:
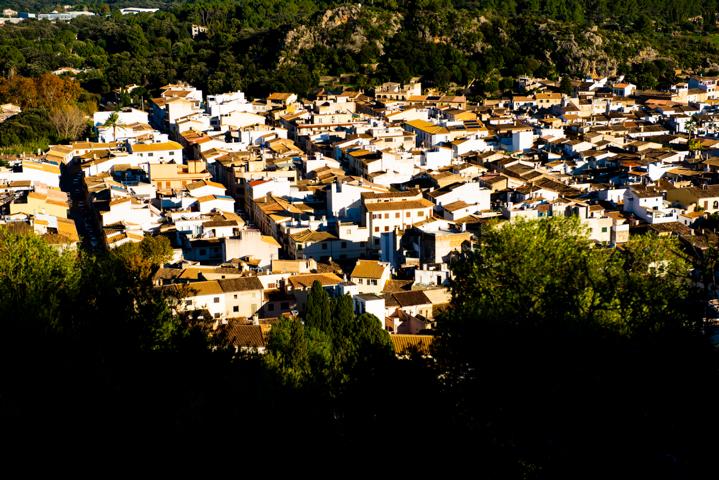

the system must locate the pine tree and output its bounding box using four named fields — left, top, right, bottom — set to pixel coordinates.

left=304, top=280, right=332, bottom=332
